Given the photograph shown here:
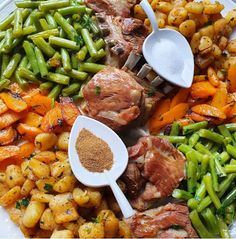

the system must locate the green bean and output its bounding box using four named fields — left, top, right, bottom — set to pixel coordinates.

left=22, top=26, right=37, bottom=35
left=40, top=82, right=54, bottom=91
left=23, top=12, right=33, bottom=27
left=49, top=36, right=80, bottom=51
left=3, top=53, right=21, bottom=79
left=35, top=47, right=48, bottom=78
left=32, top=37, right=56, bottom=58
left=226, top=144, right=236, bottom=159
left=187, top=198, right=198, bottom=210
left=47, top=72, right=70, bottom=85
left=18, top=67, right=40, bottom=84
left=197, top=196, right=212, bottom=212
left=186, top=151, right=198, bottom=193
left=0, top=13, right=14, bottom=31
left=172, top=189, right=193, bottom=201
left=1, top=54, right=10, bottom=78
left=61, top=48, right=72, bottom=71
left=58, top=5, right=86, bottom=15
left=45, top=14, right=57, bottom=29
left=218, top=125, right=234, bottom=141
left=189, top=210, right=213, bottom=238
left=28, top=29, right=59, bottom=40
left=216, top=216, right=231, bottom=239
left=225, top=204, right=235, bottom=225
left=198, top=129, right=224, bottom=144
left=73, top=22, right=82, bottom=32
left=48, top=85, right=63, bottom=99
left=15, top=1, right=40, bottom=8
left=182, top=121, right=208, bottom=135
left=219, top=174, right=236, bottom=198
left=30, top=11, right=42, bottom=32
left=195, top=180, right=206, bottom=202
left=62, top=83, right=80, bottom=96
left=15, top=70, right=28, bottom=90
left=72, top=14, right=81, bottom=22
left=39, top=0, right=70, bottom=12
left=201, top=208, right=219, bottom=236
left=19, top=56, right=28, bottom=68
left=71, top=54, right=79, bottom=69
left=204, top=173, right=221, bottom=209
left=3, top=29, right=13, bottom=53
left=225, top=123, right=236, bottom=132
left=81, top=28, right=97, bottom=57
left=195, top=142, right=211, bottom=155
left=158, top=136, right=186, bottom=144
left=85, top=7, right=93, bottom=15
left=225, top=165, right=236, bottom=173
left=210, top=144, right=221, bottom=153
left=0, top=79, right=10, bottom=91
left=56, top=68, right=88, bottom=81
left=201, top=155, right=210, bottom=177
left=233, top=132, right=236, bottom=142
left=178, top=144, right=192, bottom=154
left=204, top=141, right=213, bottom=150
left=13, top=9, right=23, bottom=37
left=219, top=151, right=230, bottom=165
left=86, top=49, right=106, bottom=63
left=39, top=19, right=50, bottom=31
left=79, top=62, right=105, bottom=73
left=77, top=46, right=88, bottom=61
left=54, top=12, right=78, bottom=41
left=214, top=156, right=226, bottom=177
left=0, top=32, right=5, bottom=40
left=209, top=156, right=219, bottom=191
